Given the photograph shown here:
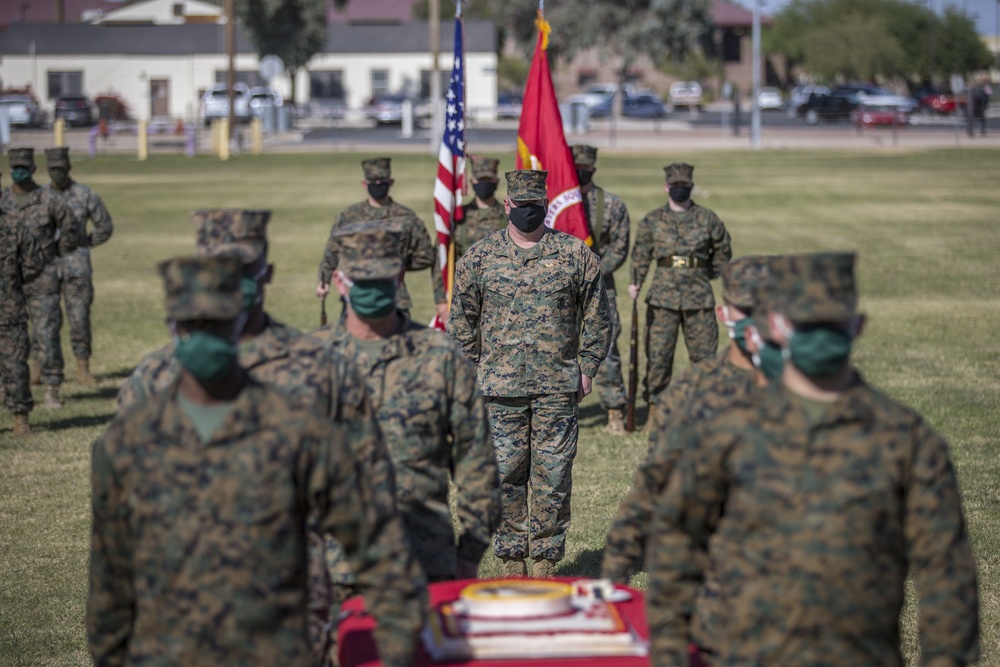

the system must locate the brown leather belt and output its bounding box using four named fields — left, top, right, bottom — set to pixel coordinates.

left=658, top=255, right=706, bottom=269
